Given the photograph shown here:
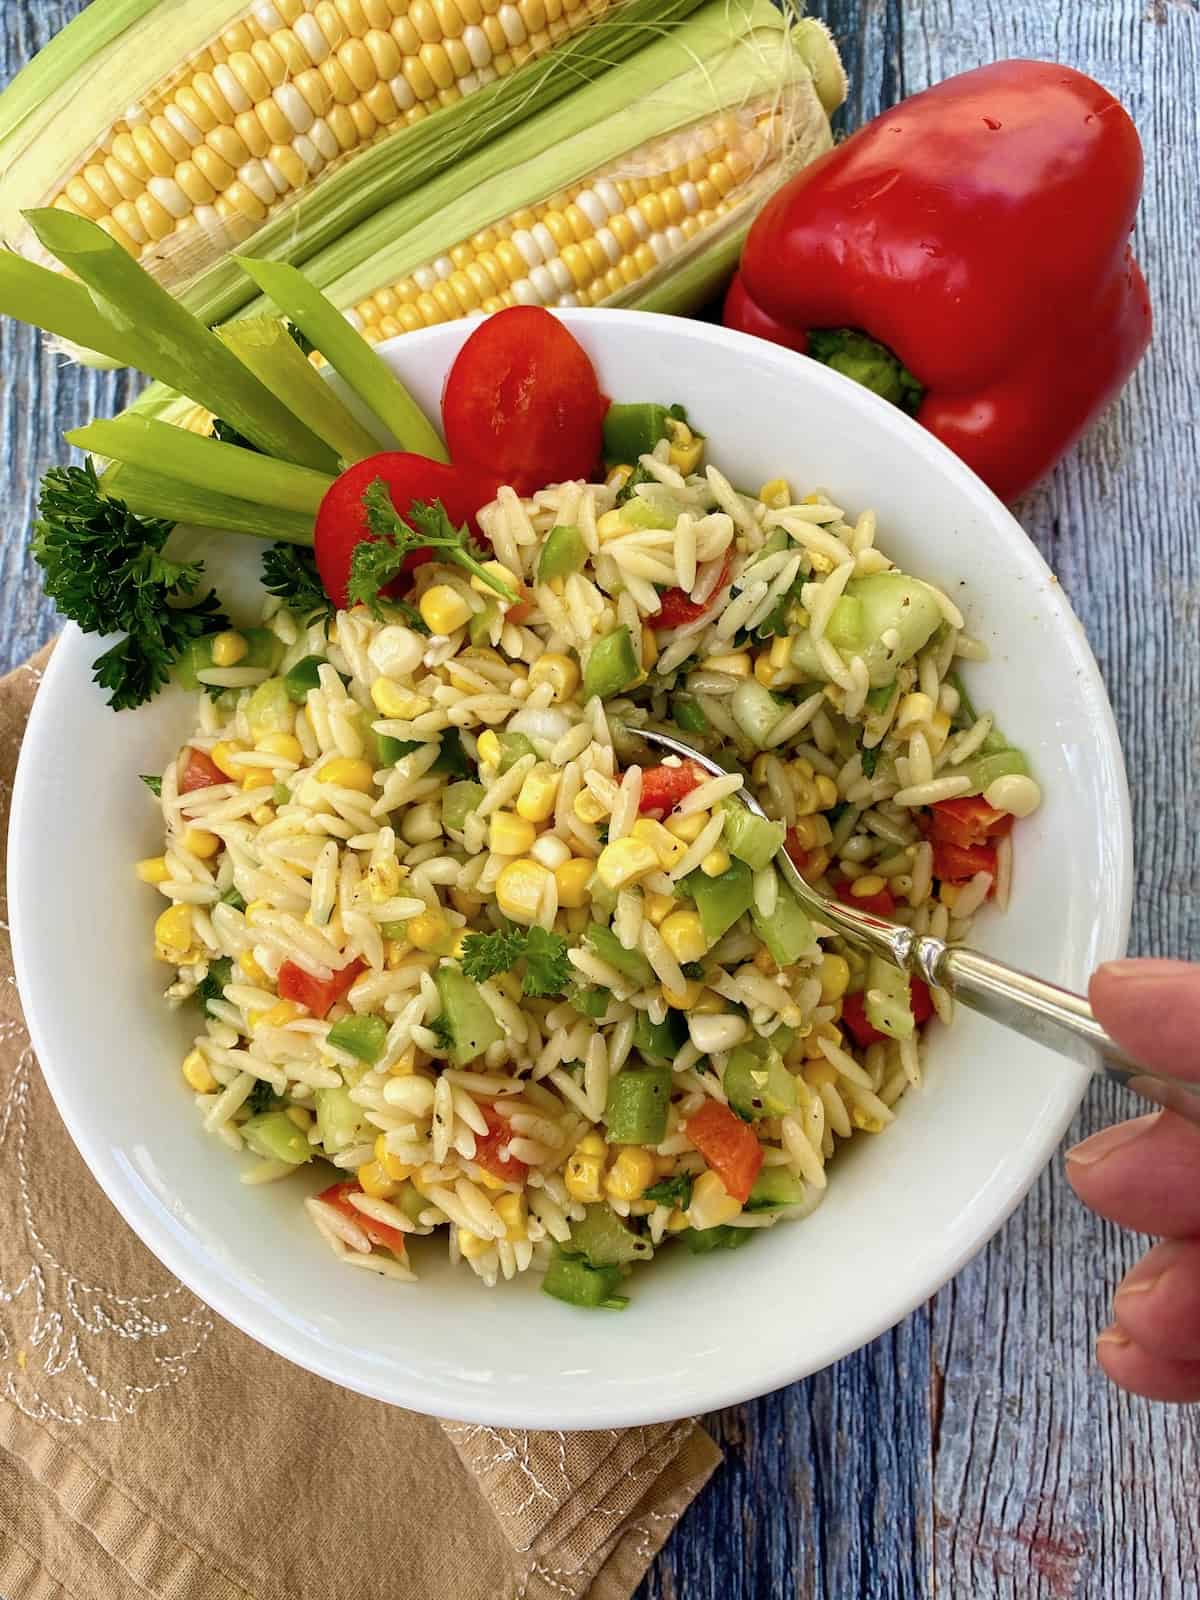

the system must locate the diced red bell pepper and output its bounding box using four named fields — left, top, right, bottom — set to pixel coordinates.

left=833, top=876, right=896, bottom=919
left=277, top=958, right=365, bottom=1020
left=686, top=1099, right=763, bottom=1204
left=930, top=838, right=998, bottom=887
left=317, top=1181, right=407, bottom=1256
left=910, top=978, right=934, bottom=1026
left=472, top=1106, right=529, bottom=1184
left=842, top=979, right=934, bottom=1049
left=927, top=796, right=1014, bottom=849
left=637, top=759, right=708, bottom=818
left=179, top=746, right=226, bottom=793
left=650, top=552, right=734, bottom=631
